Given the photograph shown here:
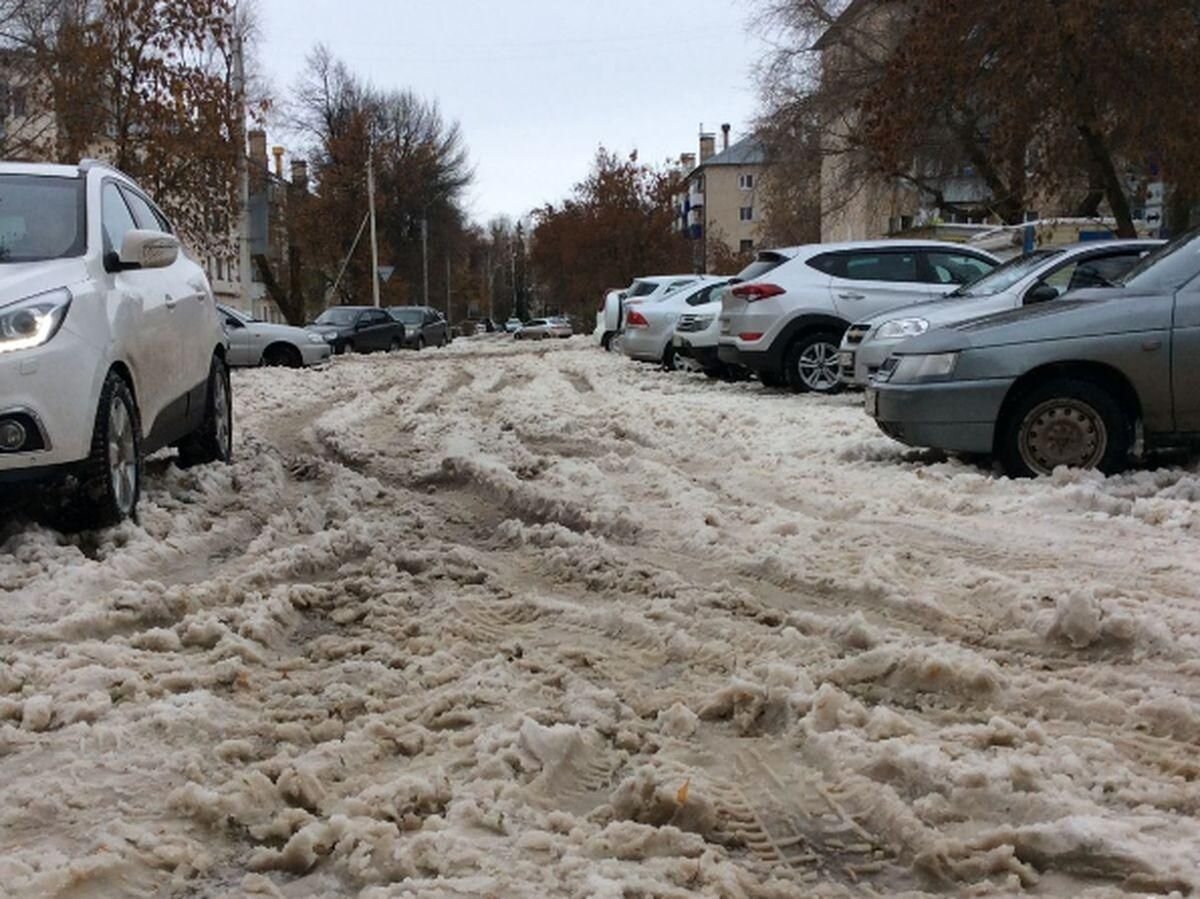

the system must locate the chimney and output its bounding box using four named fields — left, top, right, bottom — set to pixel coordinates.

left=721, top=123, right=731, bottom=151
left=290, top=159, right=309, bottom=190
left=248, top=129, right=268, bottom=170
left=271, top=145, right=284, bottom=178
left=680, top=152, right=696, bottom=170
left=699, top=133, right=716, bottom=162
